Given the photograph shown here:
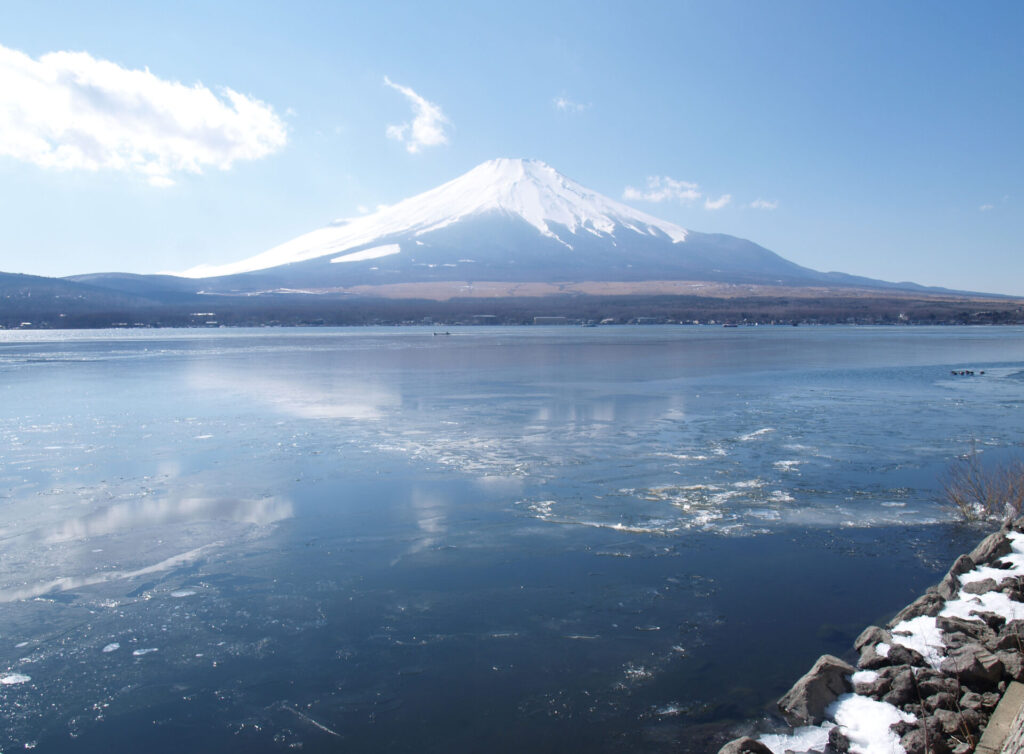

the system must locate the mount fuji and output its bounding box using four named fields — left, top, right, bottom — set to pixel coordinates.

left=116, top=158, right=919, bottom=295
